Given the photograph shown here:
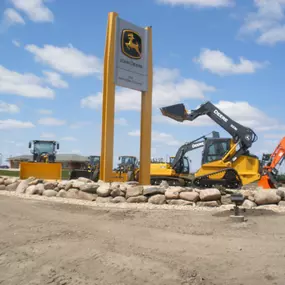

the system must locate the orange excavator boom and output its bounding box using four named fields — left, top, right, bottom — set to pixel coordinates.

left=258, top=136, right=285, bottom=189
